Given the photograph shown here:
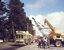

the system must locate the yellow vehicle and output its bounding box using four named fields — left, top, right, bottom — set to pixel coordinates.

left=44, top=19, right=64, bottom=47
left=15, top=31, right=33, bottom=45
